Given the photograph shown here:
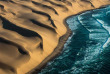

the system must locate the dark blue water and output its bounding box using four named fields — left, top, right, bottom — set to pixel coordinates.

left=39, top=6, right=110, bottom=74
